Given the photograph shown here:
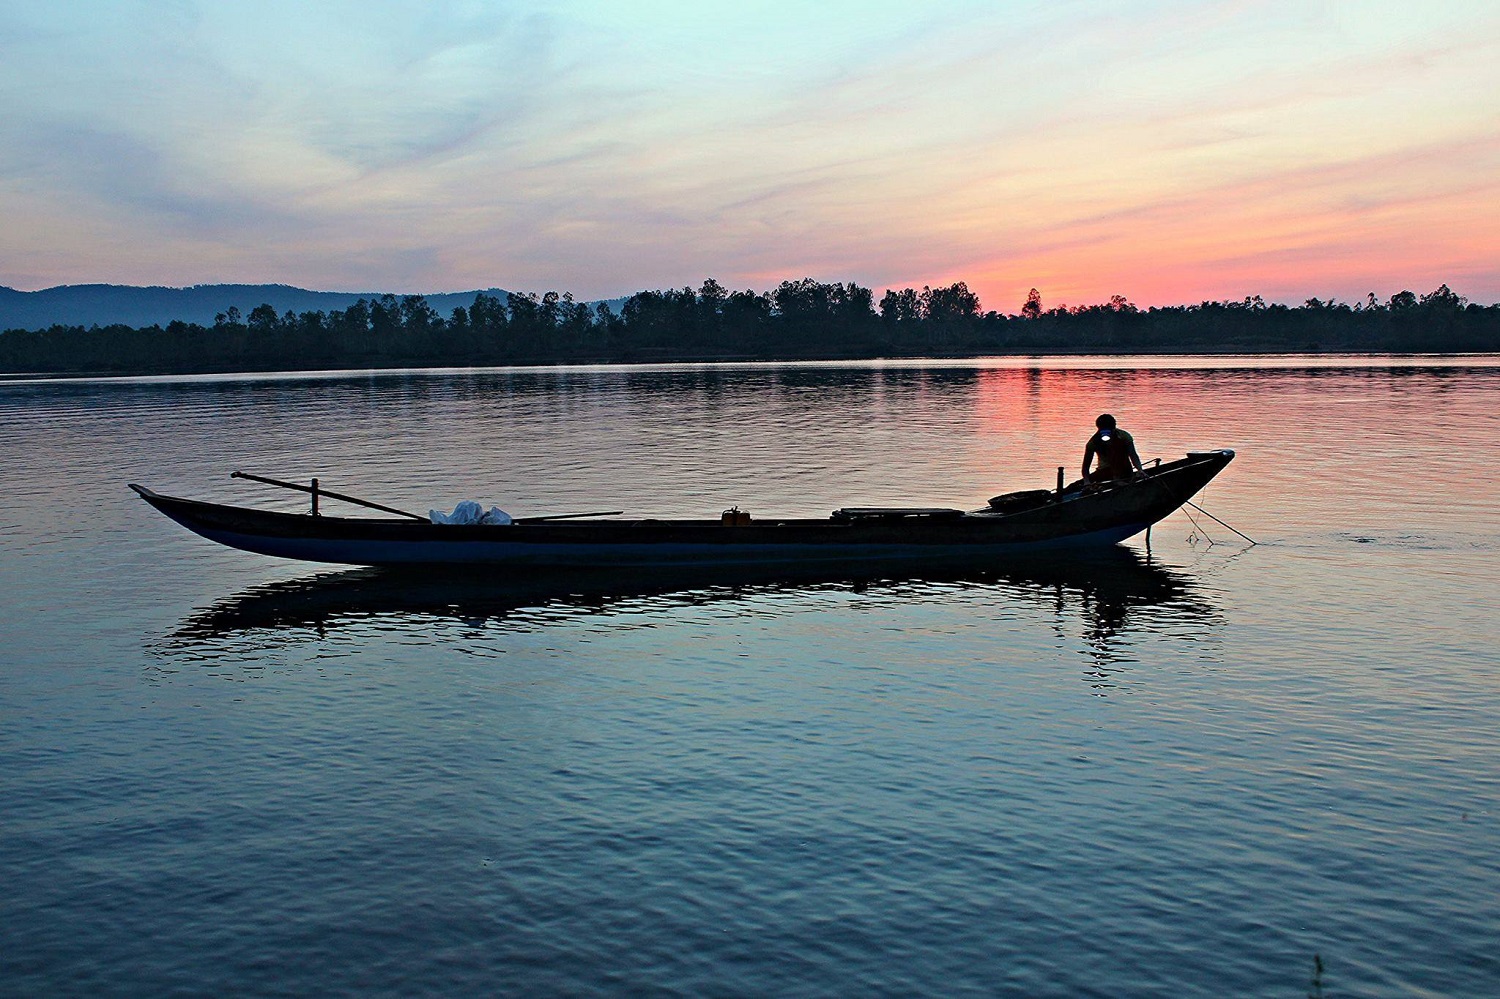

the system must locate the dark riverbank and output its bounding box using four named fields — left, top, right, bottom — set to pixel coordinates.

left=3, top=279, right=1494, bottom=376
